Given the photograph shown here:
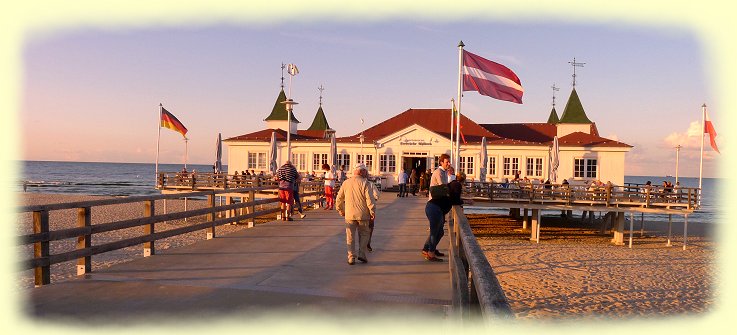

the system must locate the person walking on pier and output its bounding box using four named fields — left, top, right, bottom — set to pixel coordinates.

left=409, top=168, right=418, bottom=196
left=422, top=154, right=451, bottom=262
left=322, top=163, right=336, bottom=210
left=276, top=161, right=299, bottom=221
left=292, top=173, right=306, bottom=219
left=363, top=167, right=381, bottom=252
left=397, top=169, right=408, bottom=197
left=336, top=163, right=376, bottom=265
